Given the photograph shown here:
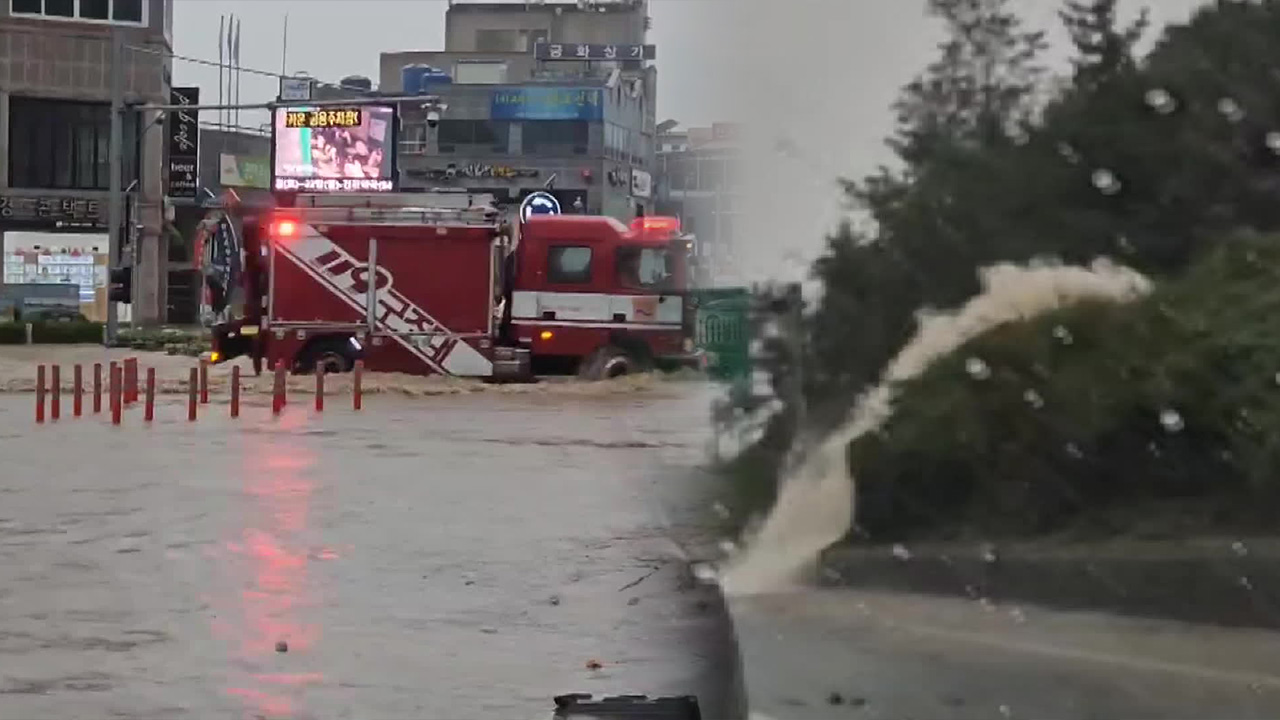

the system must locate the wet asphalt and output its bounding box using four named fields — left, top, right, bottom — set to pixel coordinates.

left=0, top=386, right=743, bottom=720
